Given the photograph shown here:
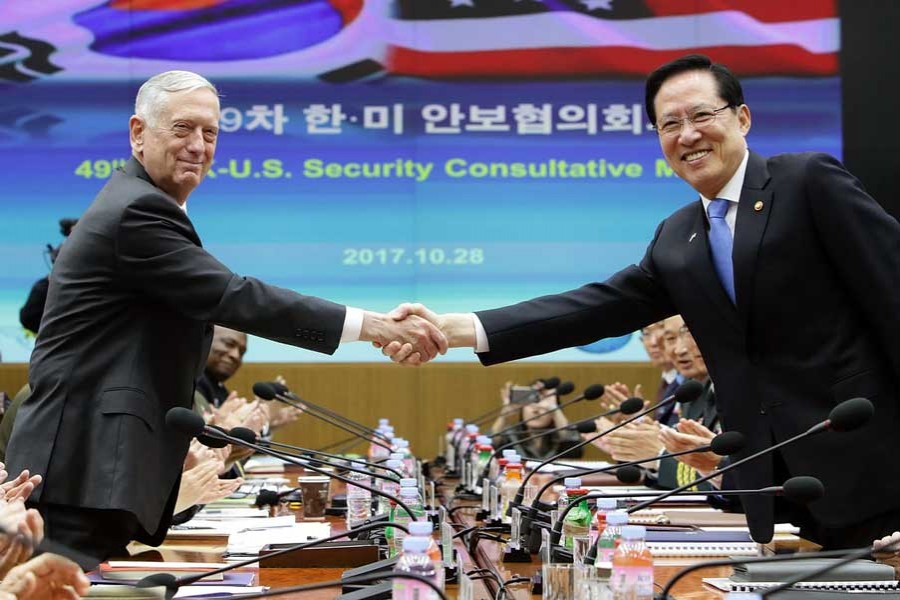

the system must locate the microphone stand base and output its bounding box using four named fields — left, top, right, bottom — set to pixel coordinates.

left=501, top=547, right=533, bottom=563
left=444, top=564, right=459, bottom=584
left=336, top=581, right=392, bottom=600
